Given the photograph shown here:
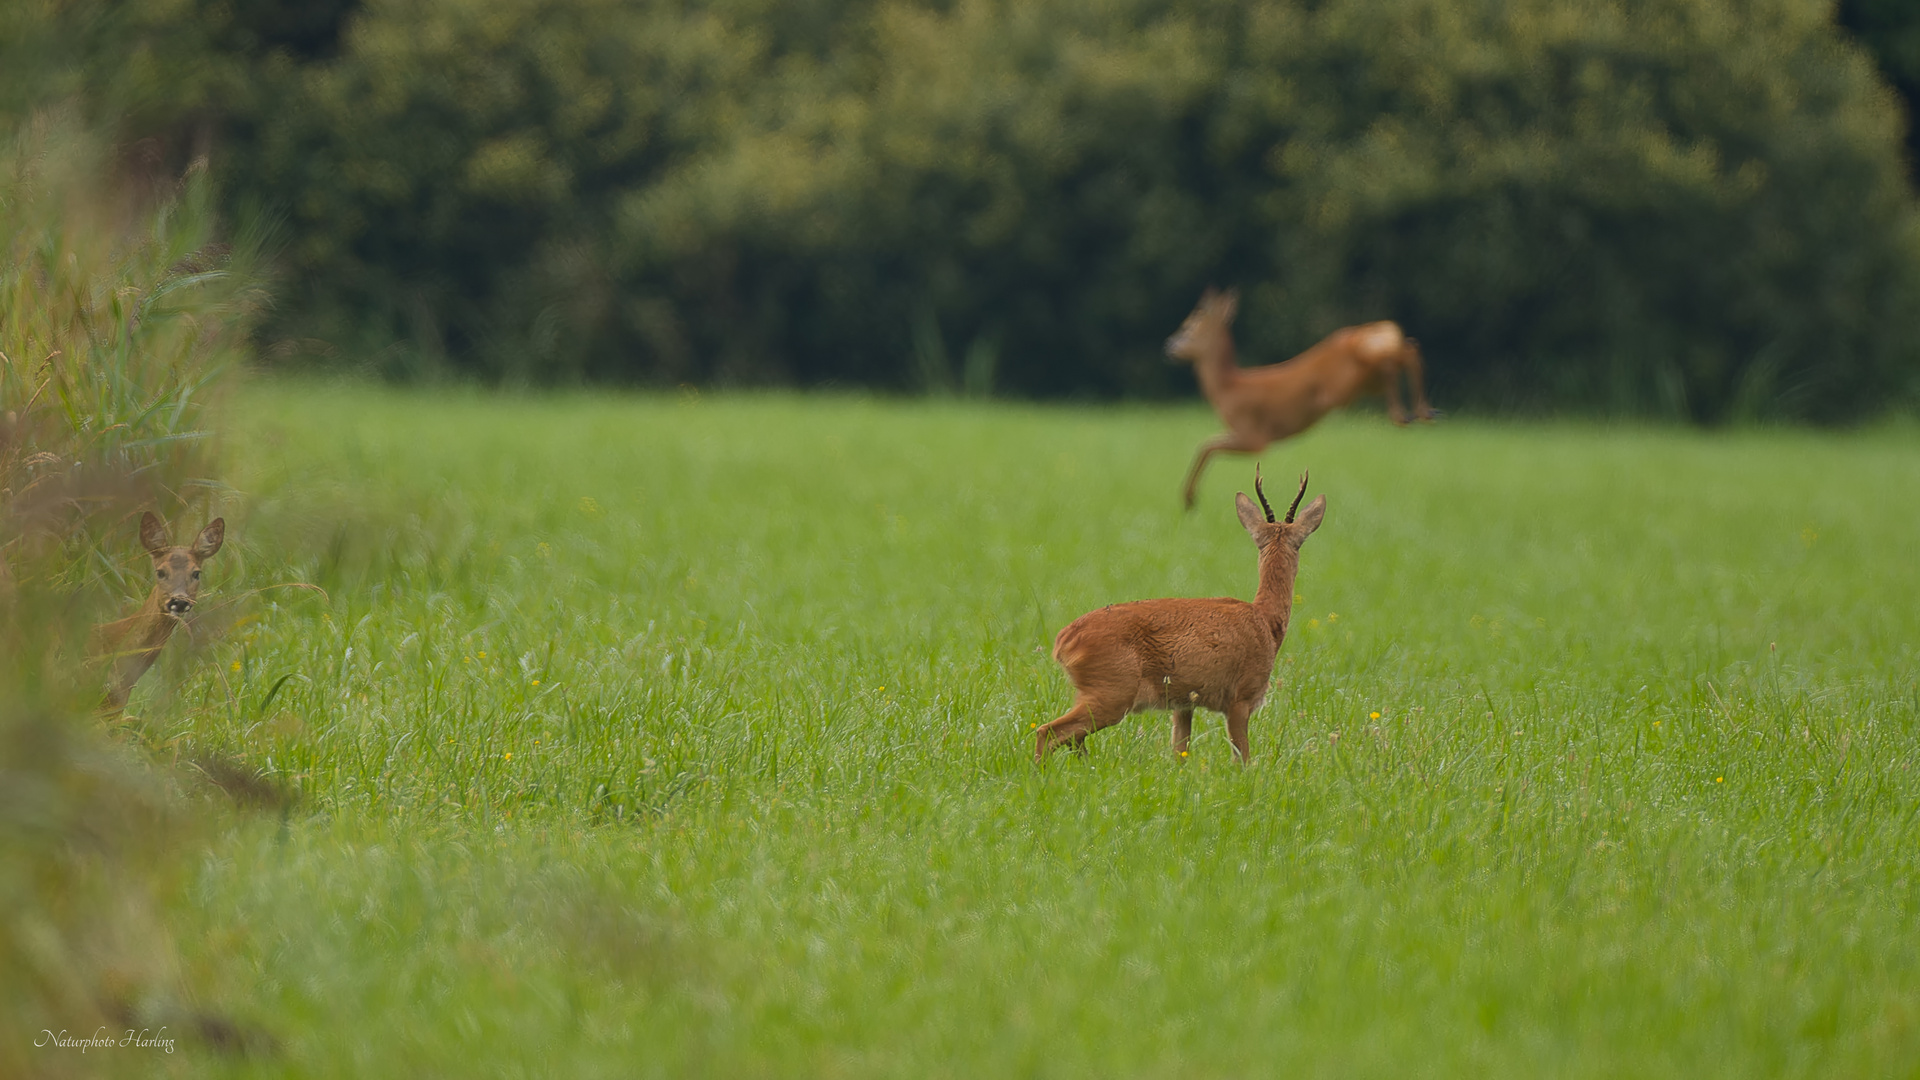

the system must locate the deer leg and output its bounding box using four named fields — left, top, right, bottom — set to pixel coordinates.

left=1171, top=708, right=1194, bottom=755
left=1403, top=341, right=1436, bottom=421
left=1037, top=692, right=1136, bottom=760
left=1181, top=431, right=1263, bottom=510
left=1224, top=702, right=1254, bottom=764
left=1081, top=702, right=1130, bottom=752
left=1384, top=366, right=1409, bottom=425
left=1034, top=703, right=1087, bottom=761
left=1036, top=699, right=1112, bottom=760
